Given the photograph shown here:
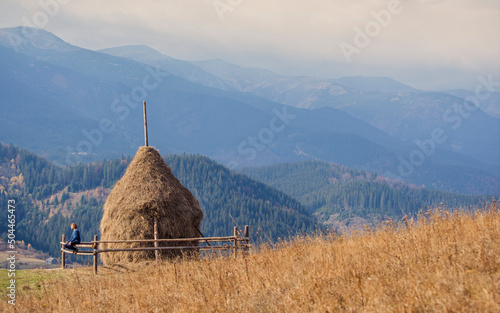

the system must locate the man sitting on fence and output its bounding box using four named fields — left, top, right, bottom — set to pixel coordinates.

left=64, top=223, right=81, bottom=254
